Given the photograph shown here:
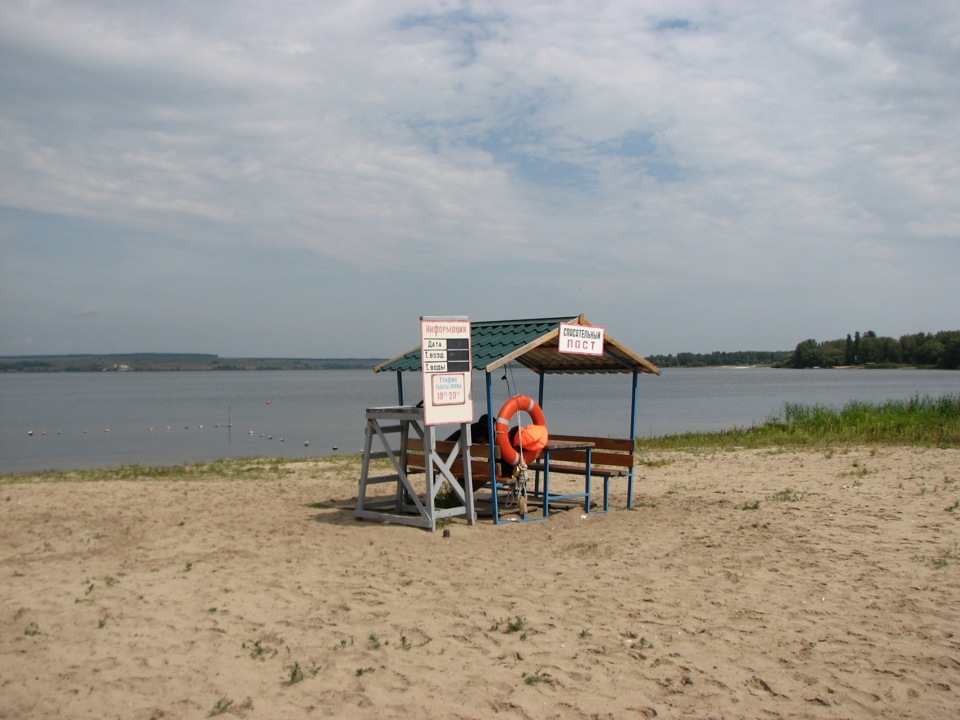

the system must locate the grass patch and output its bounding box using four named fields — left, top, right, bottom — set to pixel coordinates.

left=208, top=696, right=251, bottom=716
left=522, top=670, right=555, bottom=686
left=284, top=662, right=305, bottom=686
left=506, top=615, right=526, bottom=633
left=915, top=544, right=957, bottom=569
left=1, top=454, right=364, bottom=485
left=637, top=394, right=960, bottom=450
left=637, top=458, right=673, bottom=468
left=769, top=487, right=803, bottom=502
left=434, top=483, right=464, bottom=510
left=283, top=661, right=319, bottom=686
left=489, top=615, right=528, bottom=636
left=208, top=696, right=233, bottom=717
